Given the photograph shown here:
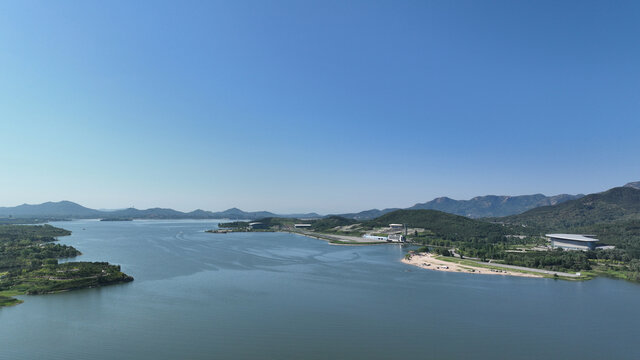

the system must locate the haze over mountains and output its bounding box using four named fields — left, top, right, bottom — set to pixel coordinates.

left=1, top=182, right=636, bottom=221
left=0, top=202, right=320, bottom=221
